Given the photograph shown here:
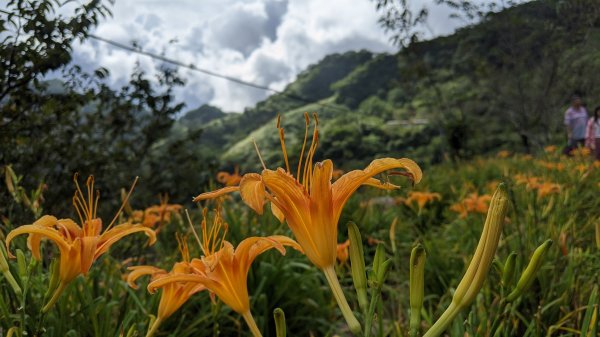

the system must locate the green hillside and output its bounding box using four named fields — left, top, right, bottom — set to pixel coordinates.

left=178, top=0, right=600, bottom=170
